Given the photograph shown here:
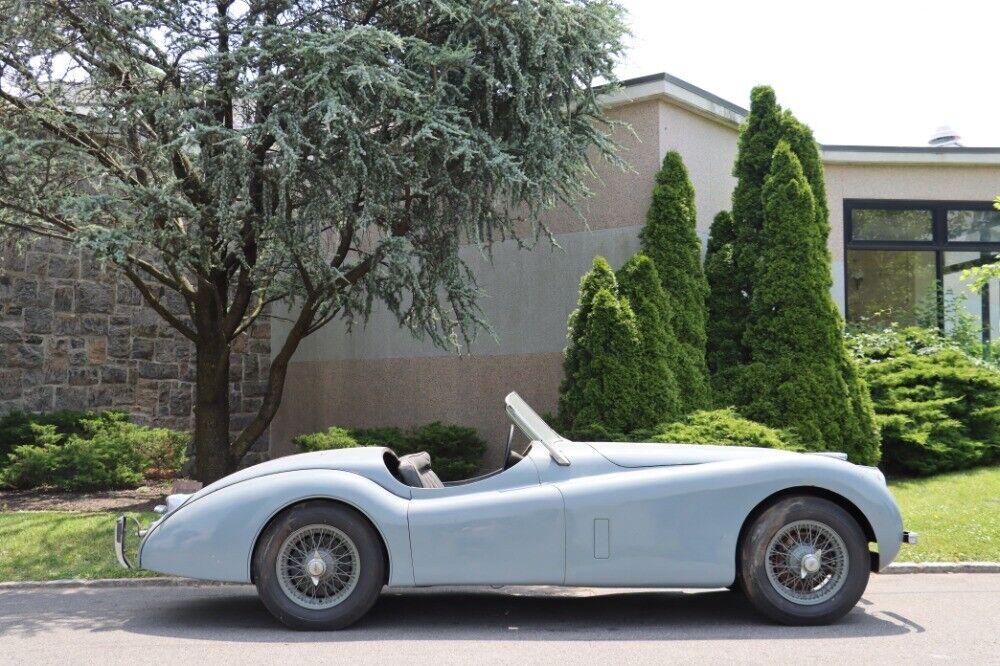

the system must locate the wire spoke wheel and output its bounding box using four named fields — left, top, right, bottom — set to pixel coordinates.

left=276, top=524, right=361, bottom=610
left=765, top=519, right=849, bottom=606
